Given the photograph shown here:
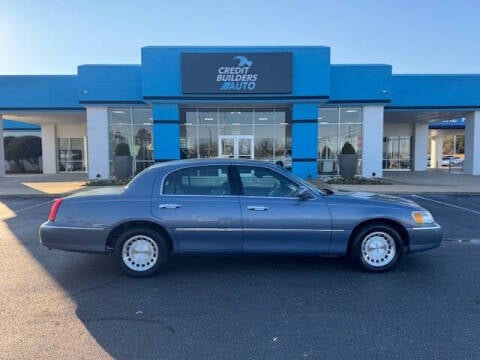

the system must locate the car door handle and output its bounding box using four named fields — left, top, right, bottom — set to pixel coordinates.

left=247, top=206, right=269, bottom=211
left=158, top=204, right=181, bottom=209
